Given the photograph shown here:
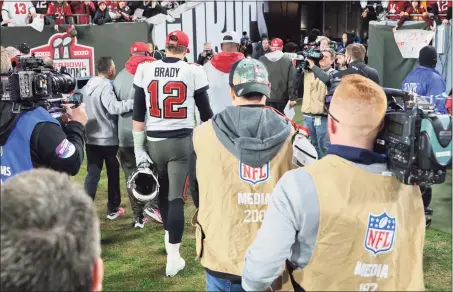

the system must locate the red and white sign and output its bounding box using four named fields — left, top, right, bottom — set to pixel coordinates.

left=31, top=32, right=95, bottom=77
left=394, top=29, right=434, bottom=59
